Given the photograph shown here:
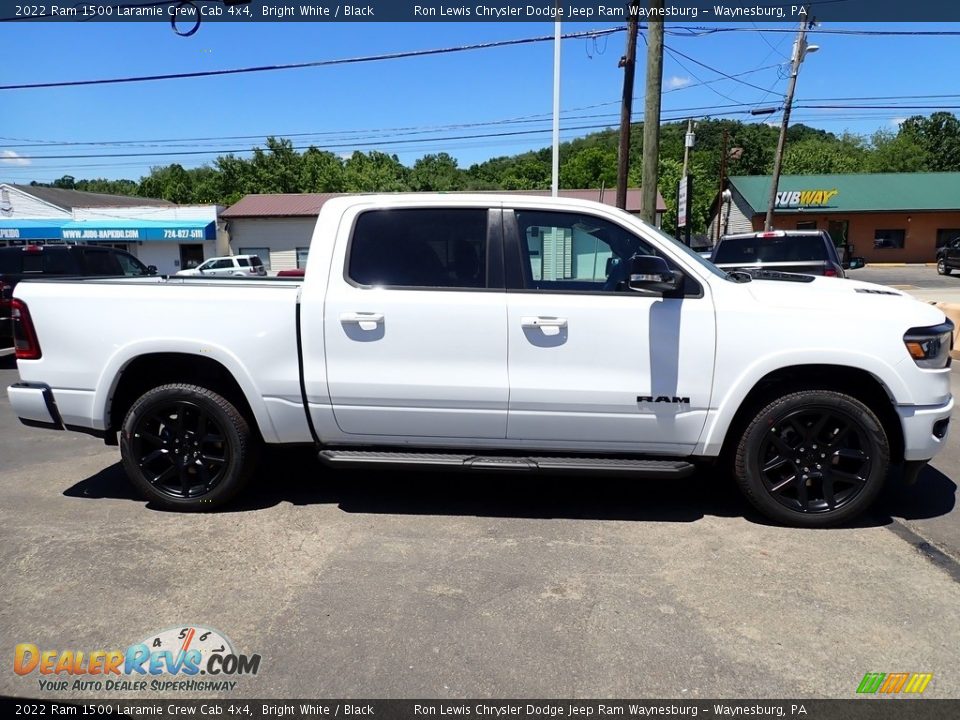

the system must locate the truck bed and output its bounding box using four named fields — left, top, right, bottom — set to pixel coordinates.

left=11, top=275, right=311, bottom=443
